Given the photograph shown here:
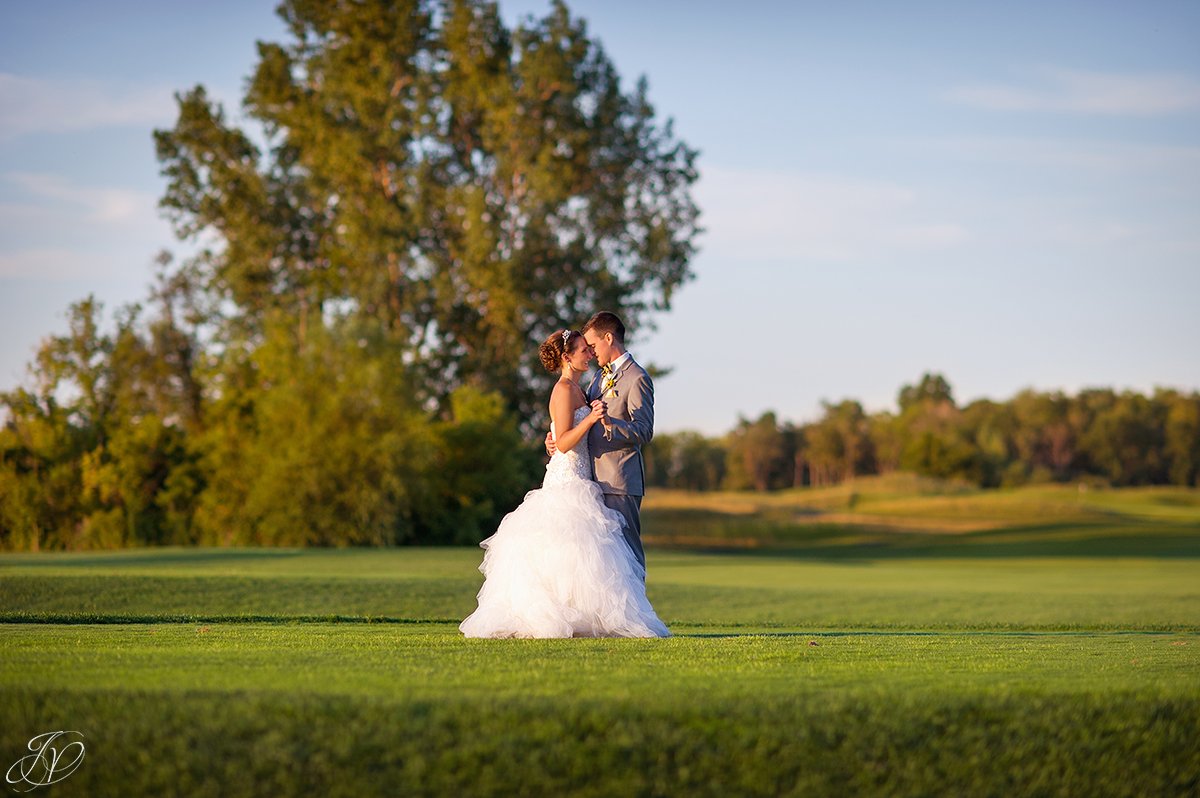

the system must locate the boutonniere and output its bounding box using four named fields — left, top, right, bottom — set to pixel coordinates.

left=601, top=367, right=619, bottom=398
